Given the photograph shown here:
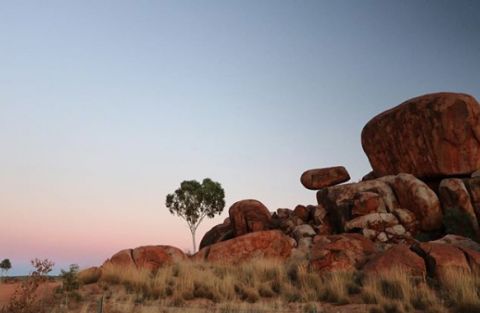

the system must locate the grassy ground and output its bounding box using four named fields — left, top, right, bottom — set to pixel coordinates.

left=2, top=258, right=479, bottom=313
